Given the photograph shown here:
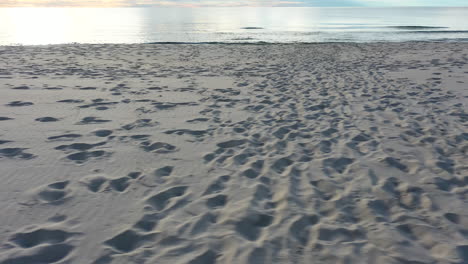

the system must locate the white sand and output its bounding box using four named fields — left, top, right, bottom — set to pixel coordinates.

left=0, top=43, right=467, bottom=264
